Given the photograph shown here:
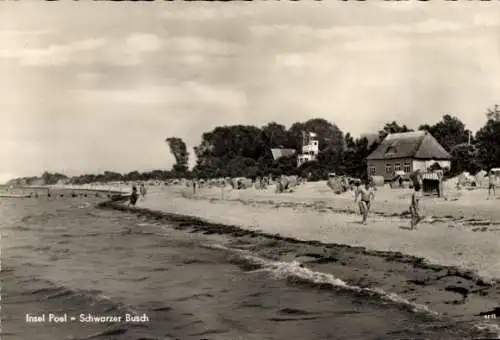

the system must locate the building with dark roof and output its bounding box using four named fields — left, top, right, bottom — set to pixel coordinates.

left=366, top=131, right=452, bottom=180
